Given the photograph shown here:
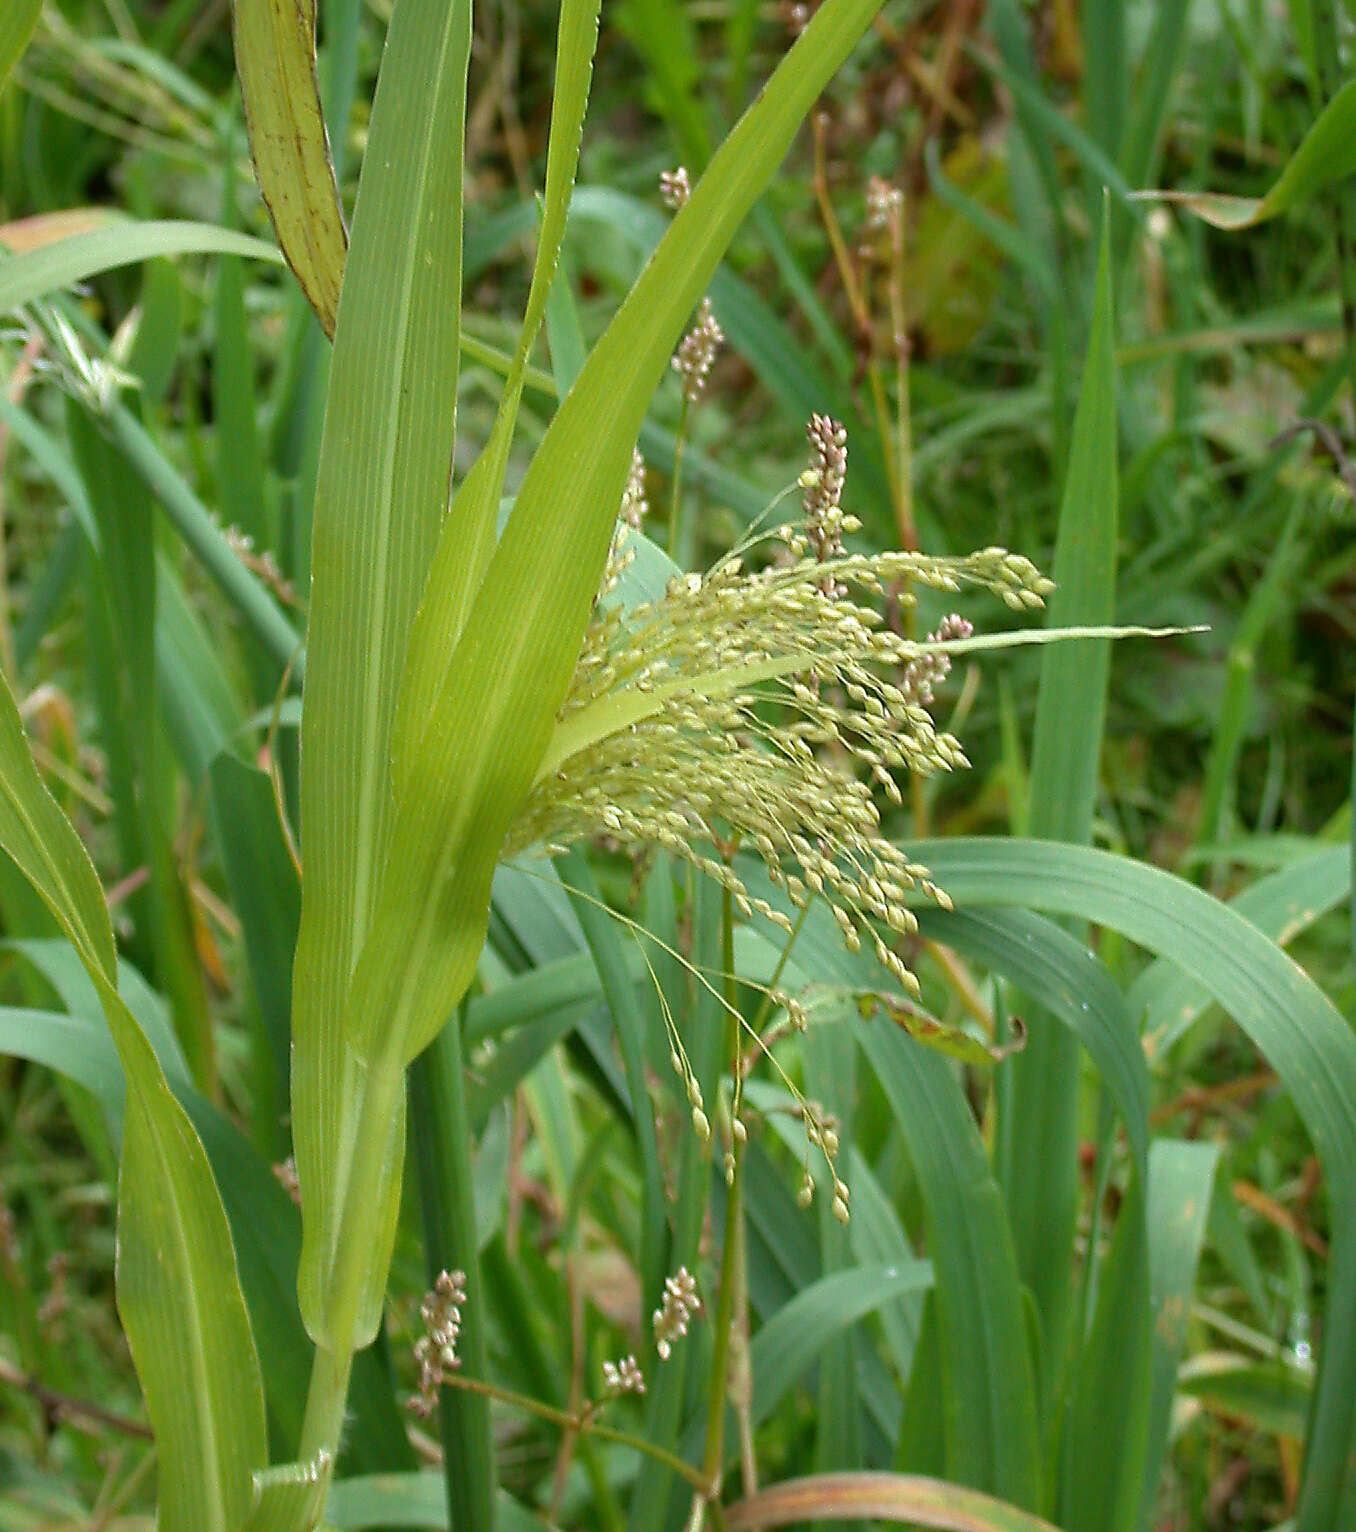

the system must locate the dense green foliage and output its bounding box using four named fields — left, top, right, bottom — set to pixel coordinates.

left=1, top=2, right=1355, bottom=1530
